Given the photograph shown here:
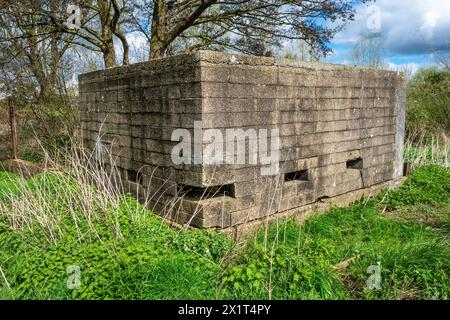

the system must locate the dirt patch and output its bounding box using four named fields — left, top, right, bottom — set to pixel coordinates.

left=340, top=273, right=365, bottom=299
left=398, top=286, right=421, bottom=300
